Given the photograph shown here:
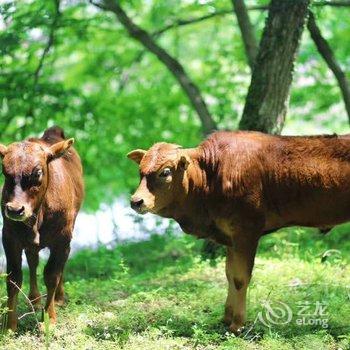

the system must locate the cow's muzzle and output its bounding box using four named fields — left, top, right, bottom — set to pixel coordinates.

left=5, top=203, right=27, bottom=221
left=130, top=196, right=146, bottom=213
